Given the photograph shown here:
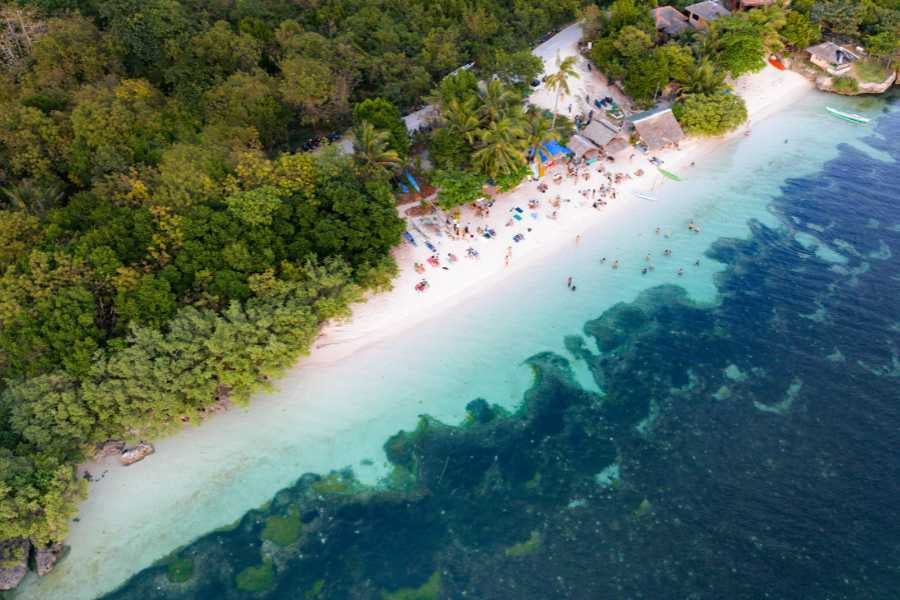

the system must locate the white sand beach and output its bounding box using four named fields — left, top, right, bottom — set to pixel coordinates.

left=15, top=24, right=817, bottom=600
left=308, top=61, right=814, bottom=365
